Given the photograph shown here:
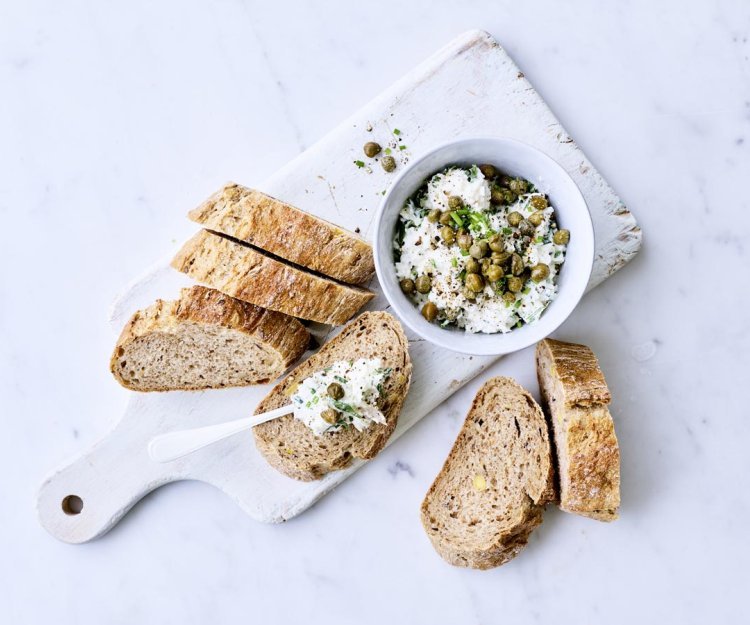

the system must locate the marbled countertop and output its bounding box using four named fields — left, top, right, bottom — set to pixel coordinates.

left=1, top=1, right=748, bottom=623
